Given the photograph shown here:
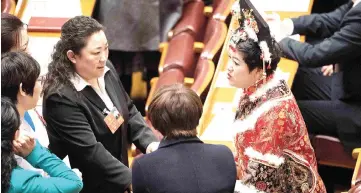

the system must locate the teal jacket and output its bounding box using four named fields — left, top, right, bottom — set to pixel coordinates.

left=8, top=141, right=83, bottom=193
